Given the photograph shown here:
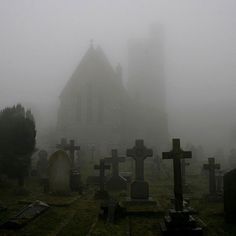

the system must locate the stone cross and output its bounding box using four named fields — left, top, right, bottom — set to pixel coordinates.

left=94, top=159, right=110, bottom=192
left=57, top=139, right=80, bottom=166
left=203, top=157, right=220, bottom=195
left=181, top=159, right=190, bottom=186
left=56, top=138, right=68, bottom=149
left=64, top=140, right=80, bottom=165
left=127, top=139, right=153, bottom=181
left=163, top=139, right=192, bottom=211
left=104, top=149, right=125, bottom=177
